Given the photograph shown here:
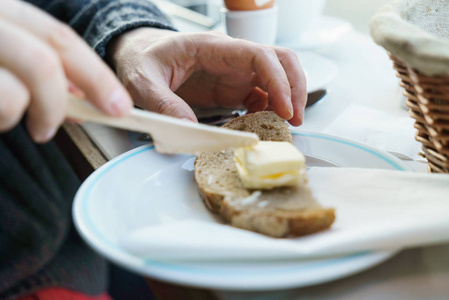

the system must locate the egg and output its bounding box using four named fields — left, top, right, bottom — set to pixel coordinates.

left=224, top=0, right=275, bottom=10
